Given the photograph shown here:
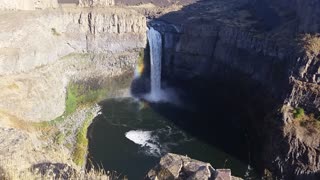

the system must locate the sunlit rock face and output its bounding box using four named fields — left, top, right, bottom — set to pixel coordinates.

left=0, top=8, right=147, bottom=122
left=0, top=8, right=146, bottom=75
left=79, top=0, right=114, bottom=7
left=0, top=0, right=59, bottom=10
